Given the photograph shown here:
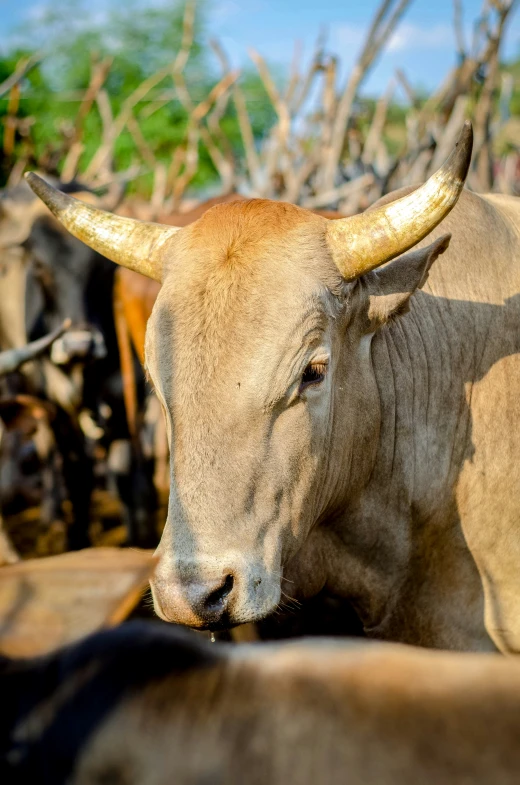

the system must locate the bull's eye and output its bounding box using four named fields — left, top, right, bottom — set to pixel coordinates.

left=299, top=361, right=328, bottom=393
